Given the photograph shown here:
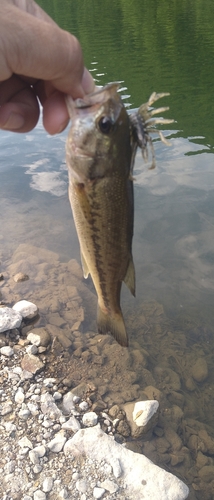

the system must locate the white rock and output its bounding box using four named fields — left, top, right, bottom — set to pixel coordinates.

left=64, top=425, right=189, bottom=500
left=26, top=344, right=38, bottom=355
left=47, top=431, right=67, bottom=453
left=79, top=401, right=89, bottom=411
left=40, top=392, right=62, bottom=419
left=62, top=392, right=75, bottom=414
left=27, top=332, right=41, bottom=346
left=112, top=458, right=122, bottom=478
left=100, top=479, right=118, bottom=494
left=43, top=477, right=54, bottom=493
left=93, top=487, right=105, bottom=499
left=0, top=346, right=14, bottom=357
left=15, top=388, right=25, bottom=404
left=133, top=400, right=159, bottom=427
left=43, top=378, right=57, bottom=387
left=13, top=300, right=38, bottom=319
left=62, top=416, right=81, bottom=432
left=29, top=450, right=40, bottom=464
left=33, top=445, right=46, bottom=458
left=34, top=490, right=46, bottom=500
left=18, top=436, right=33, bottom=449
left=76, top=479, right=87, bottom=493
left=0, top=307, right=22, bottom=332
left=82, top=412, right=98, bottom=427
left=4, top=422, right=16, bottom=436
